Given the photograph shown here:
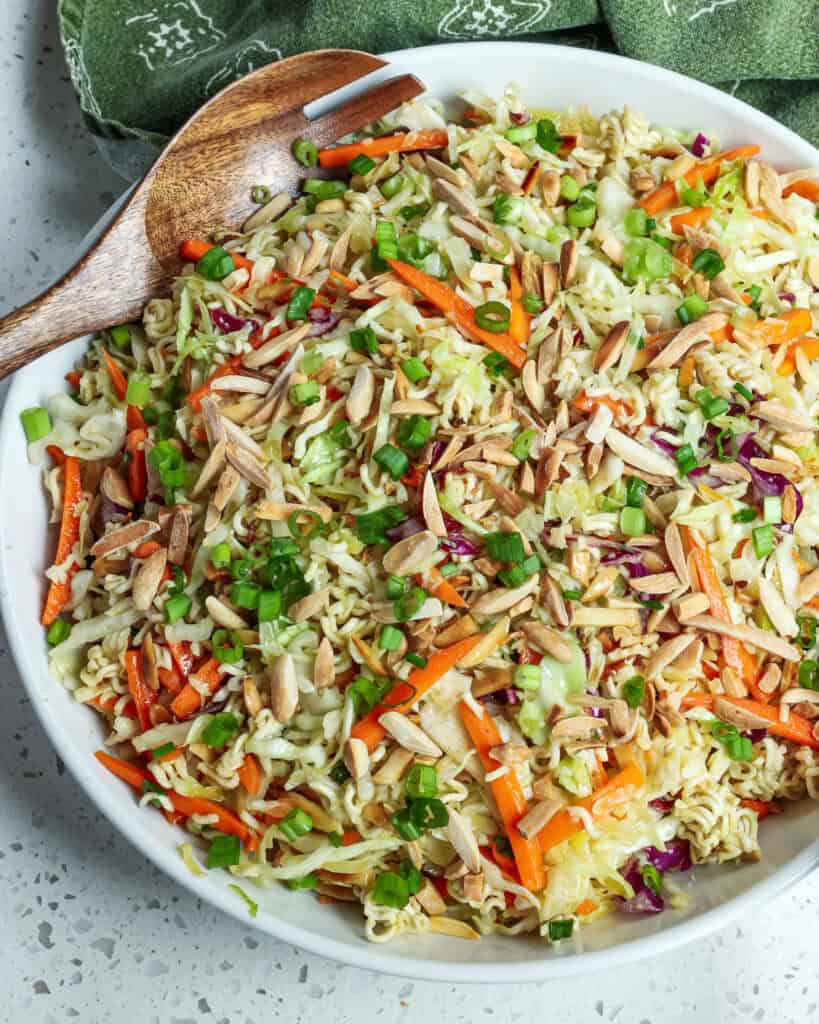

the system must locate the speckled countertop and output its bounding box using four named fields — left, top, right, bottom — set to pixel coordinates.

left=2, top=7, right=819, bottom=1022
